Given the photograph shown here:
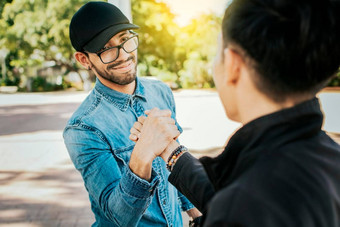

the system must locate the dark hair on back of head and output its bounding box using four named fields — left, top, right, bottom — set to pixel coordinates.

left=222, top=0, right=340, bottom=102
